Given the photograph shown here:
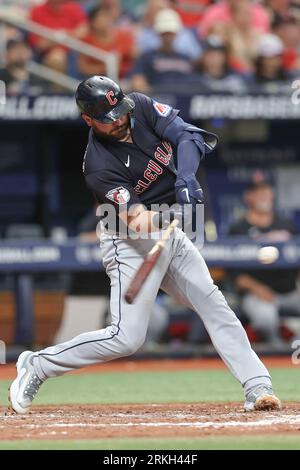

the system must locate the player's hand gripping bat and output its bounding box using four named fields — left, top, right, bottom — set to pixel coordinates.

left=124, top=219, right=179, bottom=304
